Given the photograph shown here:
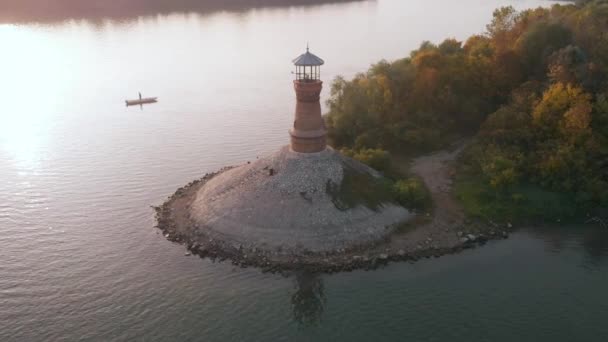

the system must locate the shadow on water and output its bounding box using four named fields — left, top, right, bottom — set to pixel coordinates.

left=0, top=0, right=366, bottom=24
left=291, top=271, right=326, bottom=327
left=284, top=225, right=608, bottom=328
left=527, top=223, right=608, bottom=264
left=581, top=226, right=608, bottom=263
